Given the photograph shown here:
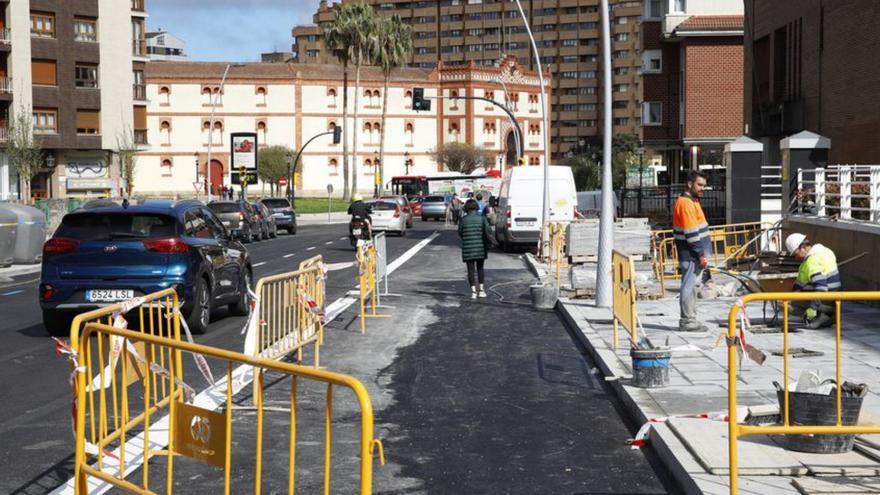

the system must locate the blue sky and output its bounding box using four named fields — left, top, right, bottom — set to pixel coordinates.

left=147, top=0, right=320, bottom=62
